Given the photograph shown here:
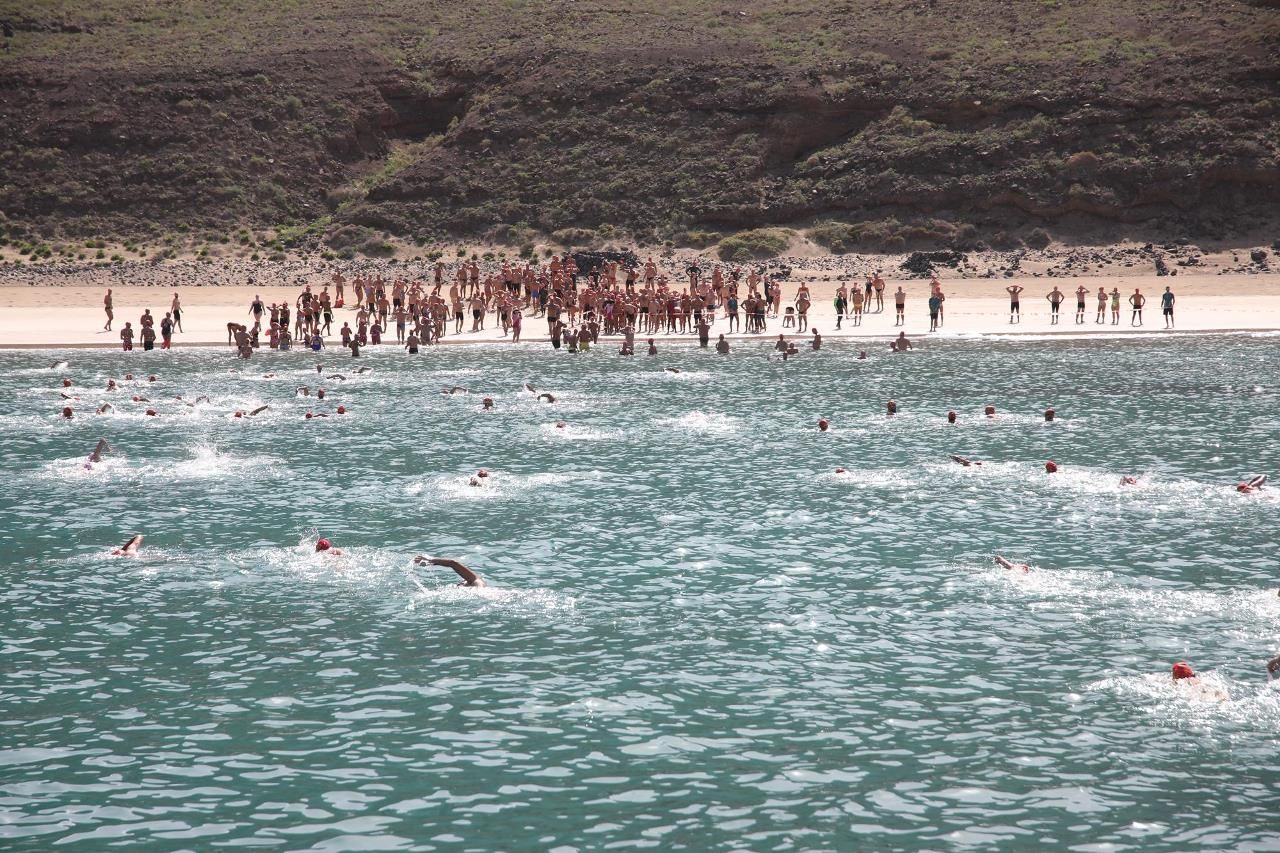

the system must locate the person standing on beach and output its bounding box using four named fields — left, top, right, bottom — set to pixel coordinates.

left=1006, top=284, right=1023, bottom=323
left=1096, top=286, right=1107, bottom=324
left=851, top=286, right=864, bottom=327
left=864, top=275, right=875, bottom=311
left=1110, top=287, right=1121, bottom=325
left=170, top=291, right=183, bottom=333
left=928, top=291, right=941, bottom=332
left=1046, top=287, right=1064, bottom=325
left=873, top=273, right=886, bottom=312
left=1129, top=288, right=1145, bottom=326
left=120, top=322, right=134, bottom=351
left=160, top=312, right=174, bottom=349
left=1161, top=286, right=1175, bottom=329
left=103, top=289, right=114, bottom=331
left=894, top=286, right=905, bottom=326
left=834, top=284, right=847, bottom=330
left=1074, top=285, right=1088, bottom=325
